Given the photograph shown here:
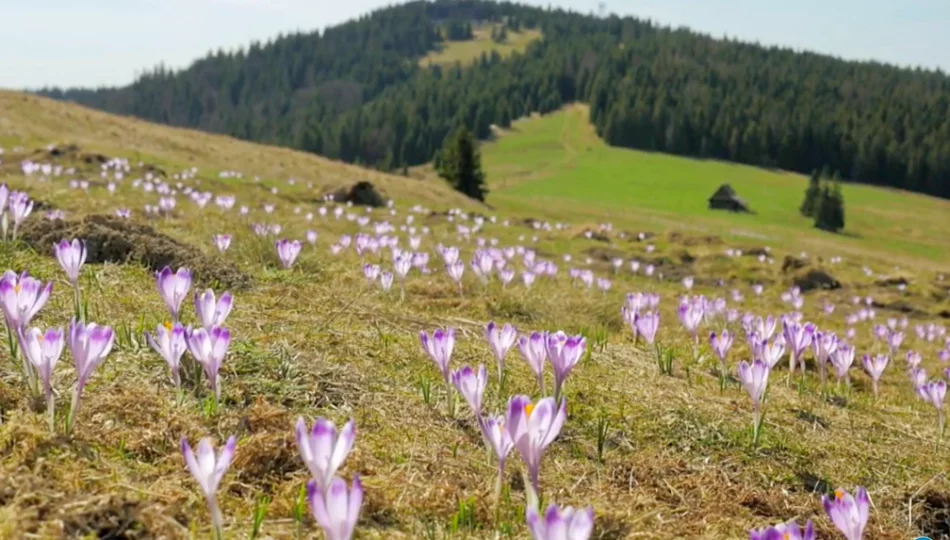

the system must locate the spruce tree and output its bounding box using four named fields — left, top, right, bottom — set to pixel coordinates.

left=813, top=178, right=845, bottom=232
left=829, top=177, right=846, bottom=230
left=438, top=127, right=488, bottom=201
left=800, top=168, right=821, bottom=217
